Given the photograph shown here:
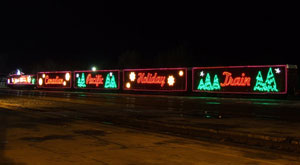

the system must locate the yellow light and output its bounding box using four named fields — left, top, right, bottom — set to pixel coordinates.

left=42, top=74, right=46, bottom=78
left=65, top=73, right=71, bottom=81
left=126, top=82, right=131, bottom=88
left=14, top=78, right=20, bottom=84
left=63, top=81, right=67, bottom=86
left=179, top=70, right=184, bottom=76
left=38, top=78, right=43, bottom=86
left=167, top=75, right=175, bottom=86
left=129, top=72, right=136, bottom=82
